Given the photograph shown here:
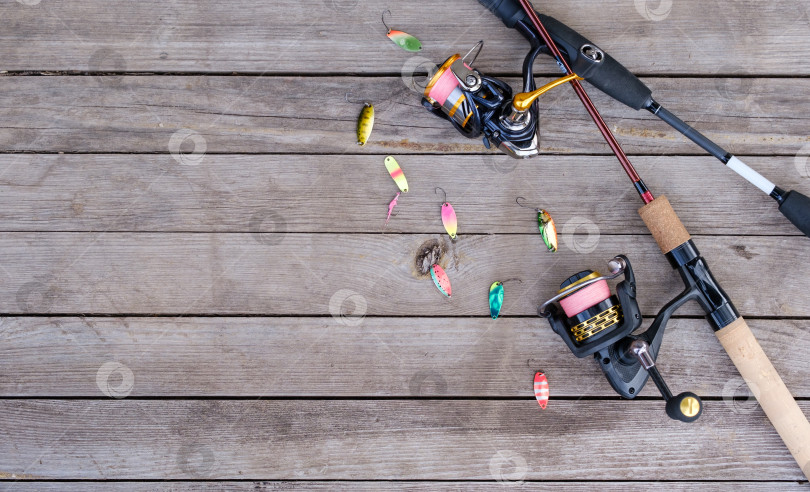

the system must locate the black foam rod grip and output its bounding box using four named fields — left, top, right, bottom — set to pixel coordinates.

left=780, top=191, right=810, bottom=238
left=477, top=0, right=653, bottom=110
left=477, top=0, right=528, bottom=28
